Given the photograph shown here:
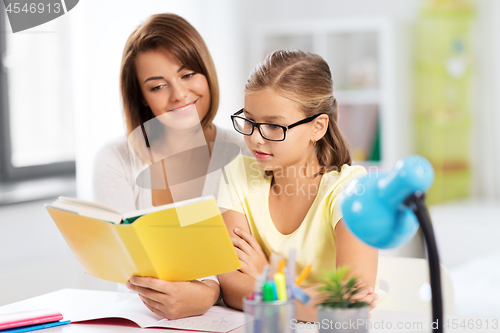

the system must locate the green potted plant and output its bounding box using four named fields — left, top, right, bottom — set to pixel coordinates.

left=317, top=267, right=369, bottom=333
